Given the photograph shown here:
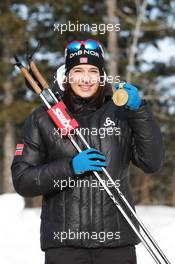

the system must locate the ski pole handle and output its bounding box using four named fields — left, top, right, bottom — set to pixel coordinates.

left=29, top=60, right=63, bottom=102
left=14, top=56, right=42, bottom=95
left=30, top=61, right=49, bottom=89
left=20, top=67, right=42, bottom=95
